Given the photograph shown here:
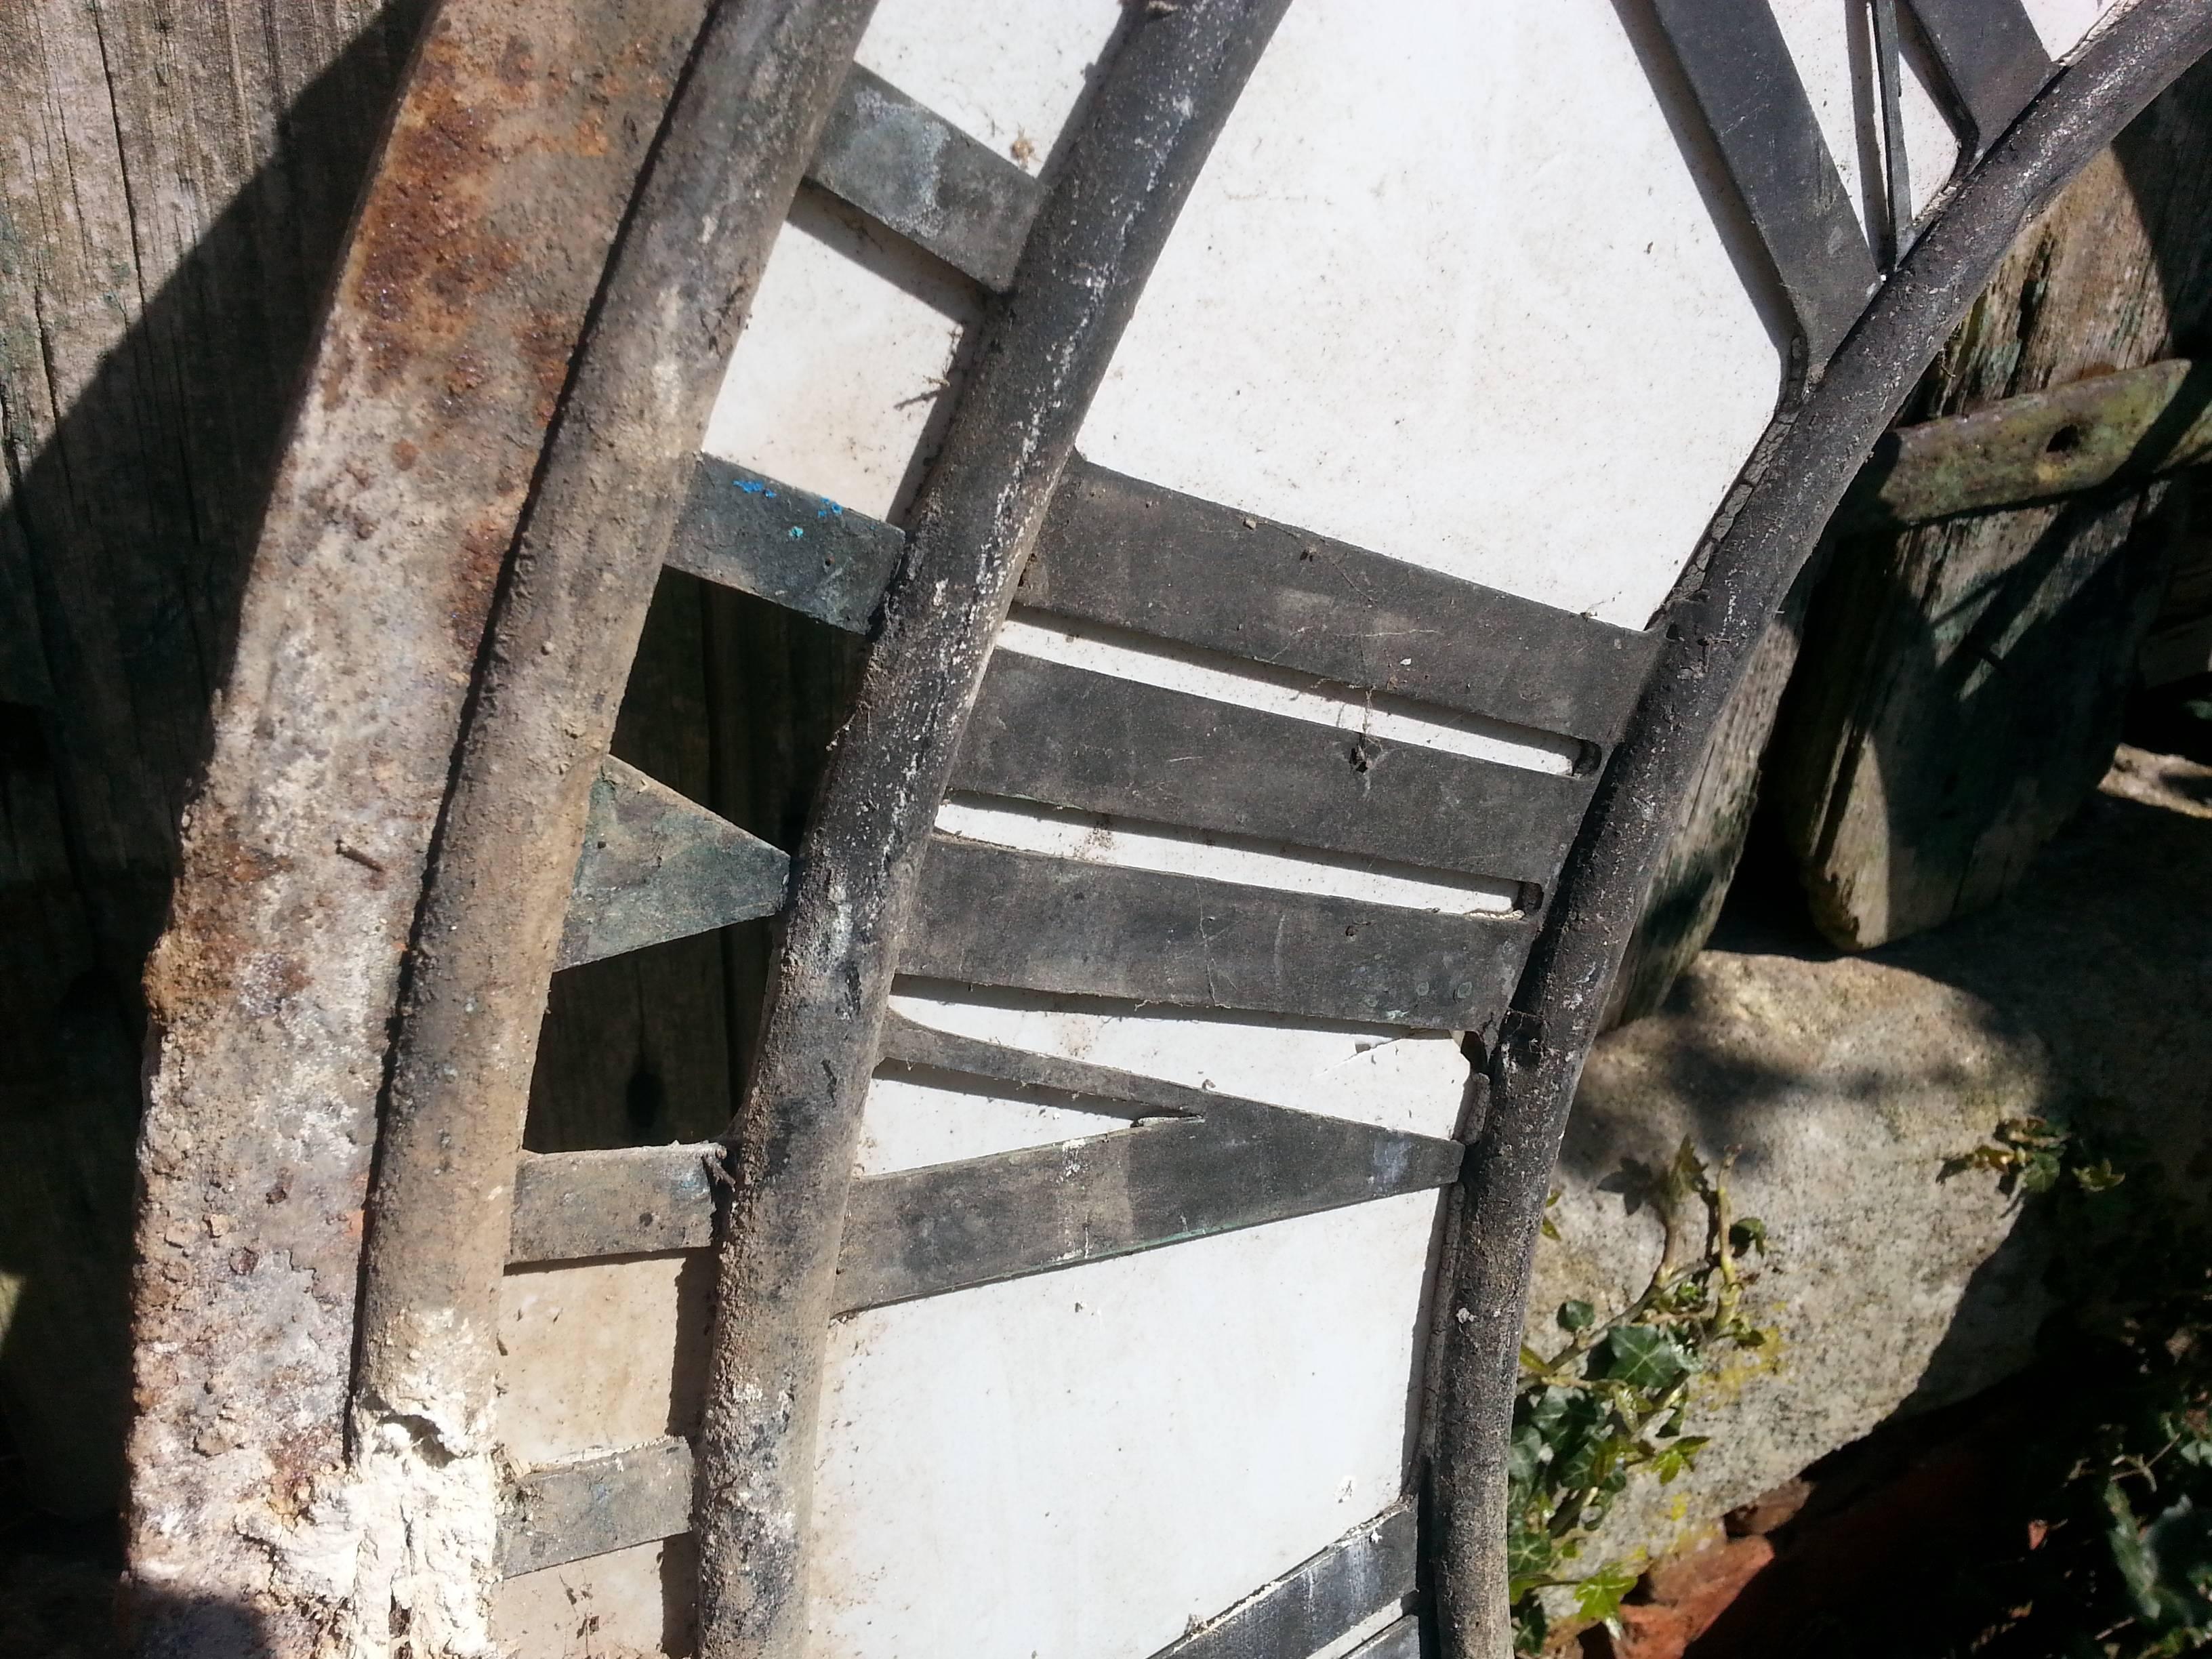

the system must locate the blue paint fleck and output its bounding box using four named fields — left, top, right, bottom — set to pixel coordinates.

left=788, top=526, right=805, bottom=539
left=735, top=479, right=768, bottom=495
left=817, top=499, right=844, bottom=518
